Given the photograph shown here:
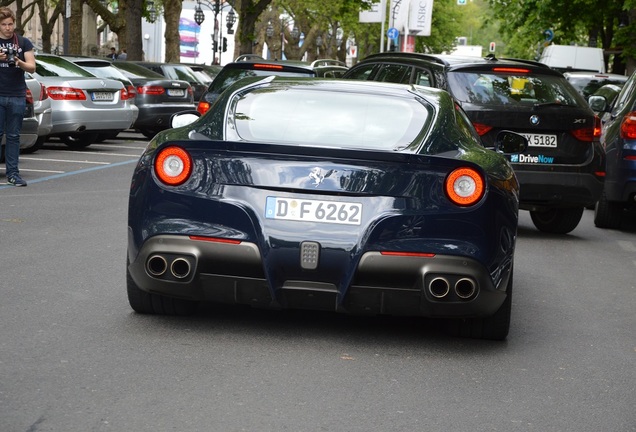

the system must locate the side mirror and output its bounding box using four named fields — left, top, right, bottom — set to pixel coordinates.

left=494, top=130, right=528, bottom=154
left=170, top=110, right=201, bottom=128
left=587, top=95, right=608, bottom=113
